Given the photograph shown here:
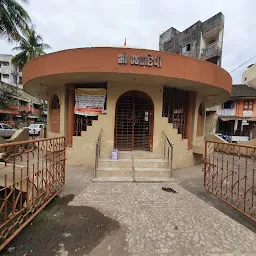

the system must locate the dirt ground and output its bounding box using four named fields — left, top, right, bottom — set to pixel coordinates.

left=1, top=167, right=123, bottom=256
left=1, top=195, right=120, bottom=256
